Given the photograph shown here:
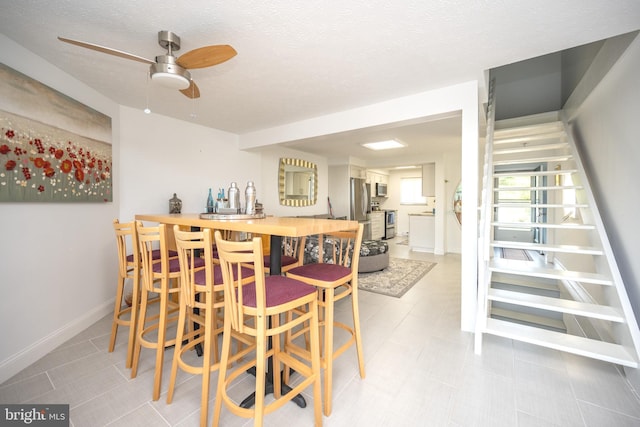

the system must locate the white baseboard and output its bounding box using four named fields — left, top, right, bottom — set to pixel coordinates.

left=0, top=301, right=112, bottom=384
